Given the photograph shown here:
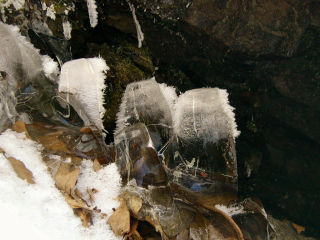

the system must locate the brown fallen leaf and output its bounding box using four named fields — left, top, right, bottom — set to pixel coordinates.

left=80, top=127, right=93, bottom=134
left=74, top=188, right=83, bottom=199
left=7, top=156, right=35, bottom=184
left=291, top=222, right=305, bottom=235
left=12, top=120, right=30, bottom=138
left=63, top=193, right=91, bottom=210
left=108, top=198, right=131, bottom=236
left=93, top=158, right=102, bottom=172
left=74, top=208, right=92, bottom=227
left=55, top=162, right=80, bottom=194
left=126, top=195, right=142, bottom=217
left=37, top=132, right=71, bottom=154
